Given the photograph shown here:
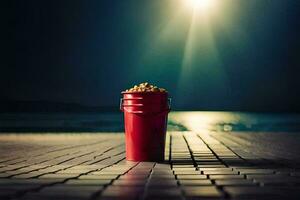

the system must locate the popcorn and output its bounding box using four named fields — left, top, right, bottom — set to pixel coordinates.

left=124, top=82, right=167, bottom=93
